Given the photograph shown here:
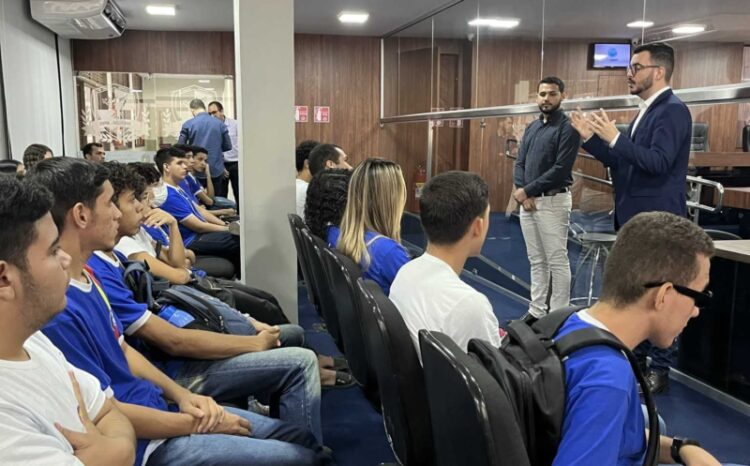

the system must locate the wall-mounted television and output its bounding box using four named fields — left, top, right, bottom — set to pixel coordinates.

left=590, top=43, right=631, bottom=69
